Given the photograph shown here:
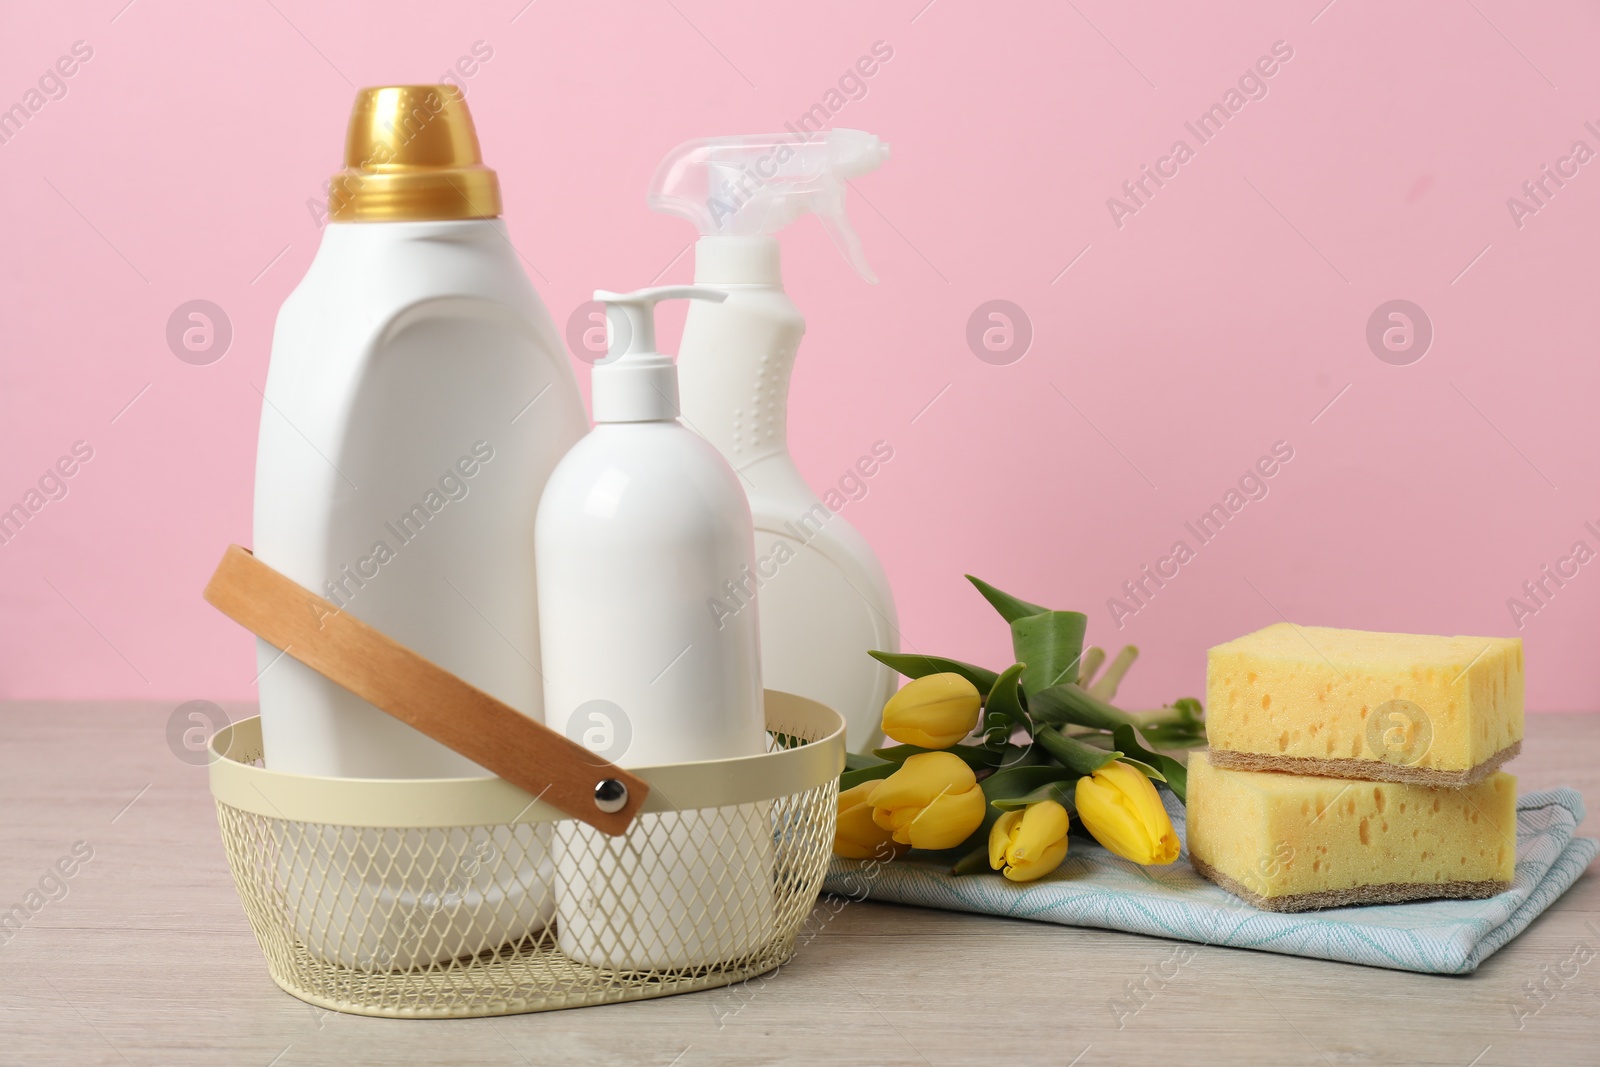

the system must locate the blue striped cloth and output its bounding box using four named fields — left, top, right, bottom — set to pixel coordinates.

left=823, top=788, right=1596, bottom=974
